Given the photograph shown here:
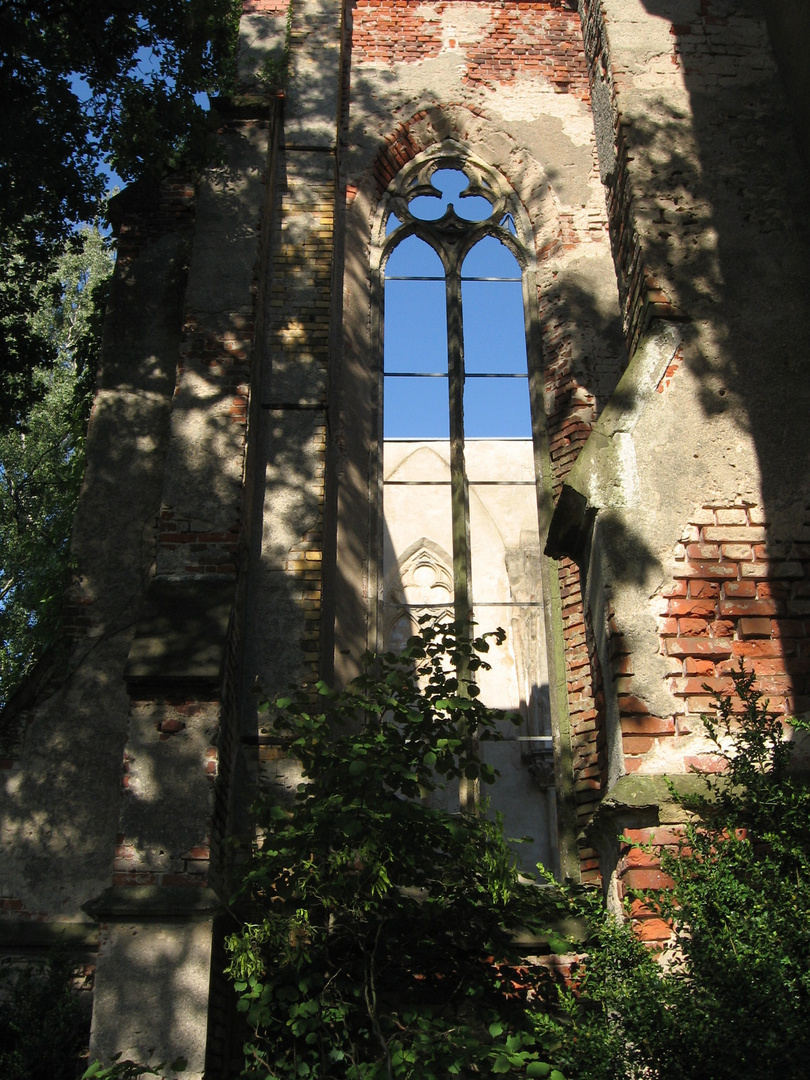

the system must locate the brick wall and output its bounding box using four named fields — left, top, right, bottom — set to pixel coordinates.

left=563, top=559, right=607, bottom=885
left=617, top=826, right=679, bottom=944
left=591, top=505, right=810, bottom=783
left=58, top=176, right=197, bottom=648
left=660, top=505, right=810, bottom=737
left=260, top=158, right=333, bottom=687
left=352, top=0, right=587, bottom=95
left=578, top=0, right=687, bottom=354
